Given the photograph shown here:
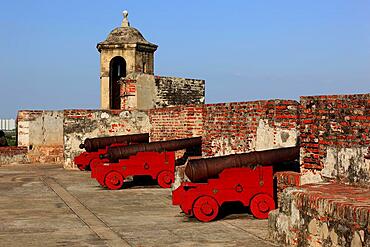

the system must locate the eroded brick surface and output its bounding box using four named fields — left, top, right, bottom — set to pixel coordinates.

left=299, top=93, right=370, bottom=186
left=203, top=100, right=299, bottom=157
